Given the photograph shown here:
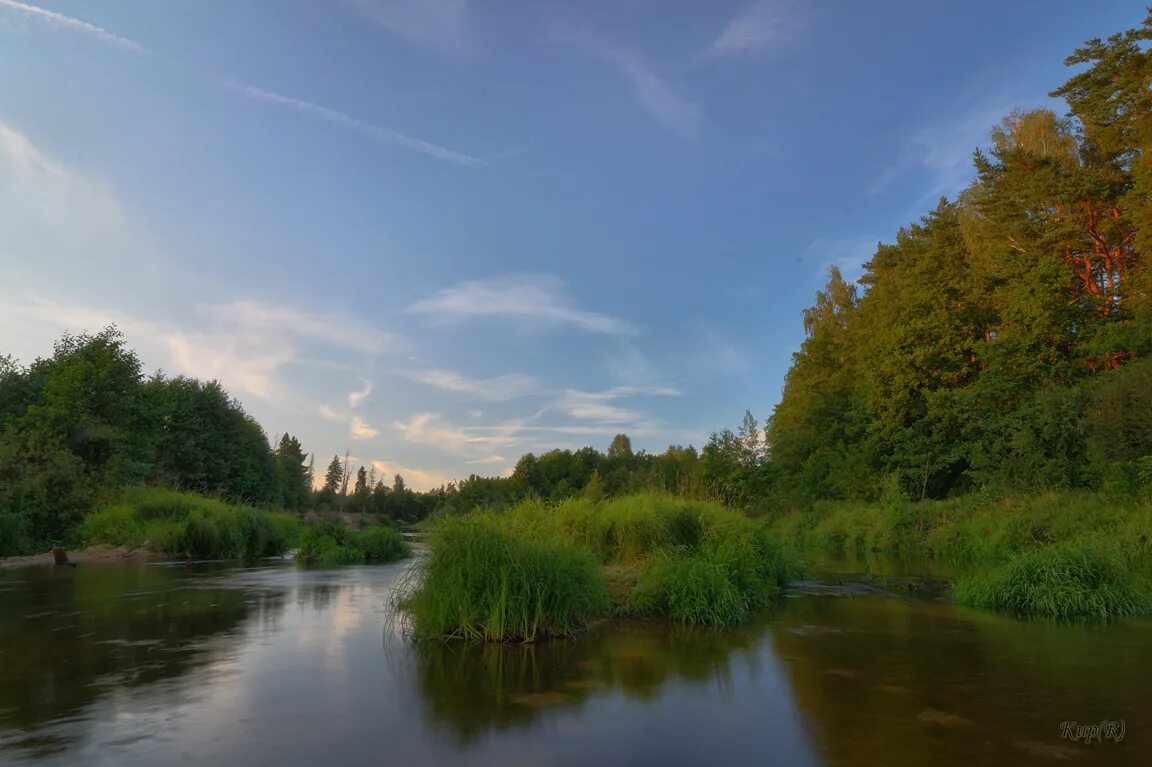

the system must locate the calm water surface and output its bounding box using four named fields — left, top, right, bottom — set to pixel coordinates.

left=1, top=559, right=1148, bottom=766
